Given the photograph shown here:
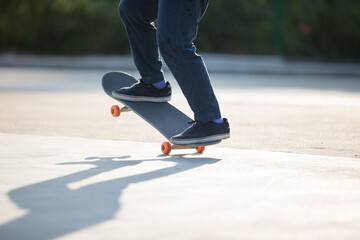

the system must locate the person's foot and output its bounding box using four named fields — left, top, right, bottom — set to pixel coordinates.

left=112, top=79, right=171, bottom=102
left=170, top=118, right=230, bottom=145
